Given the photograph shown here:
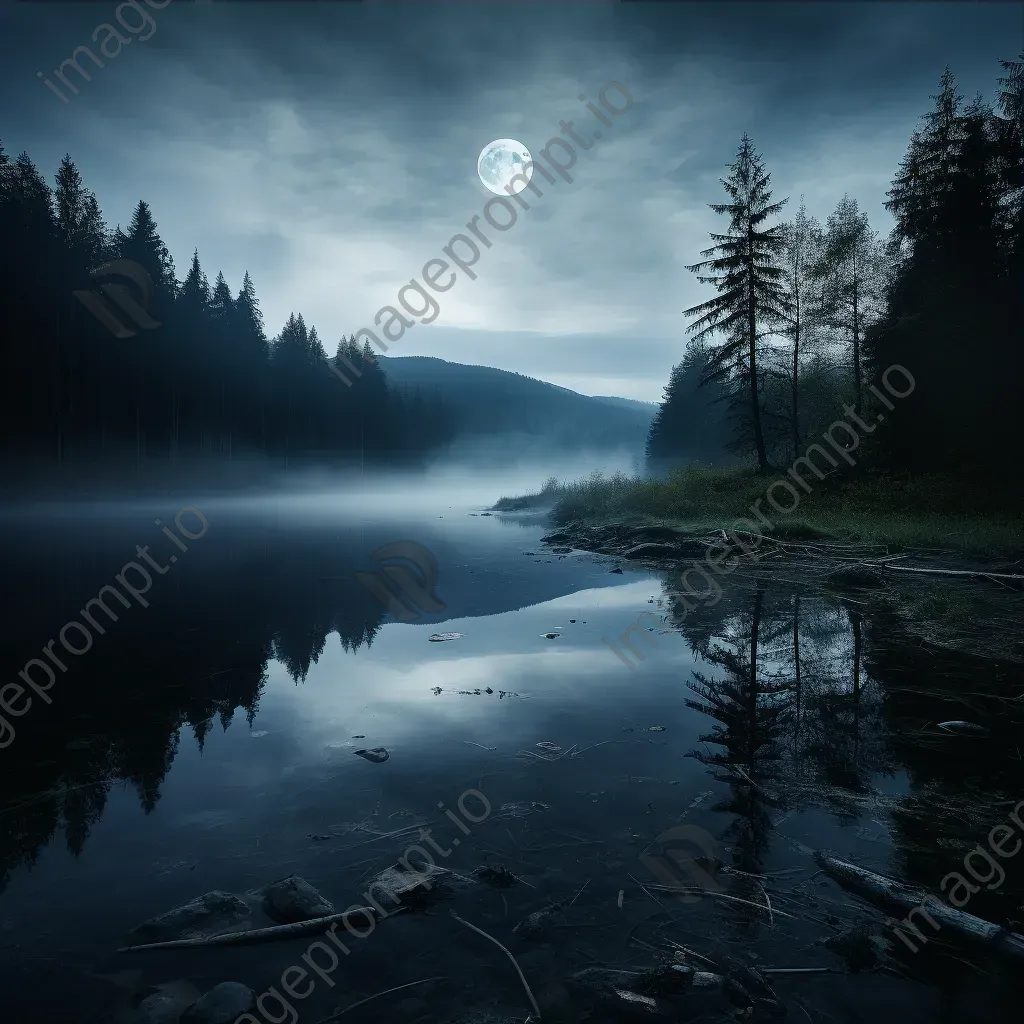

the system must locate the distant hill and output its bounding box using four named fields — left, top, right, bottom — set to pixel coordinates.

left=592, top=395, right=659, bottom=414
left=378, top=356, right=655, bottom=451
